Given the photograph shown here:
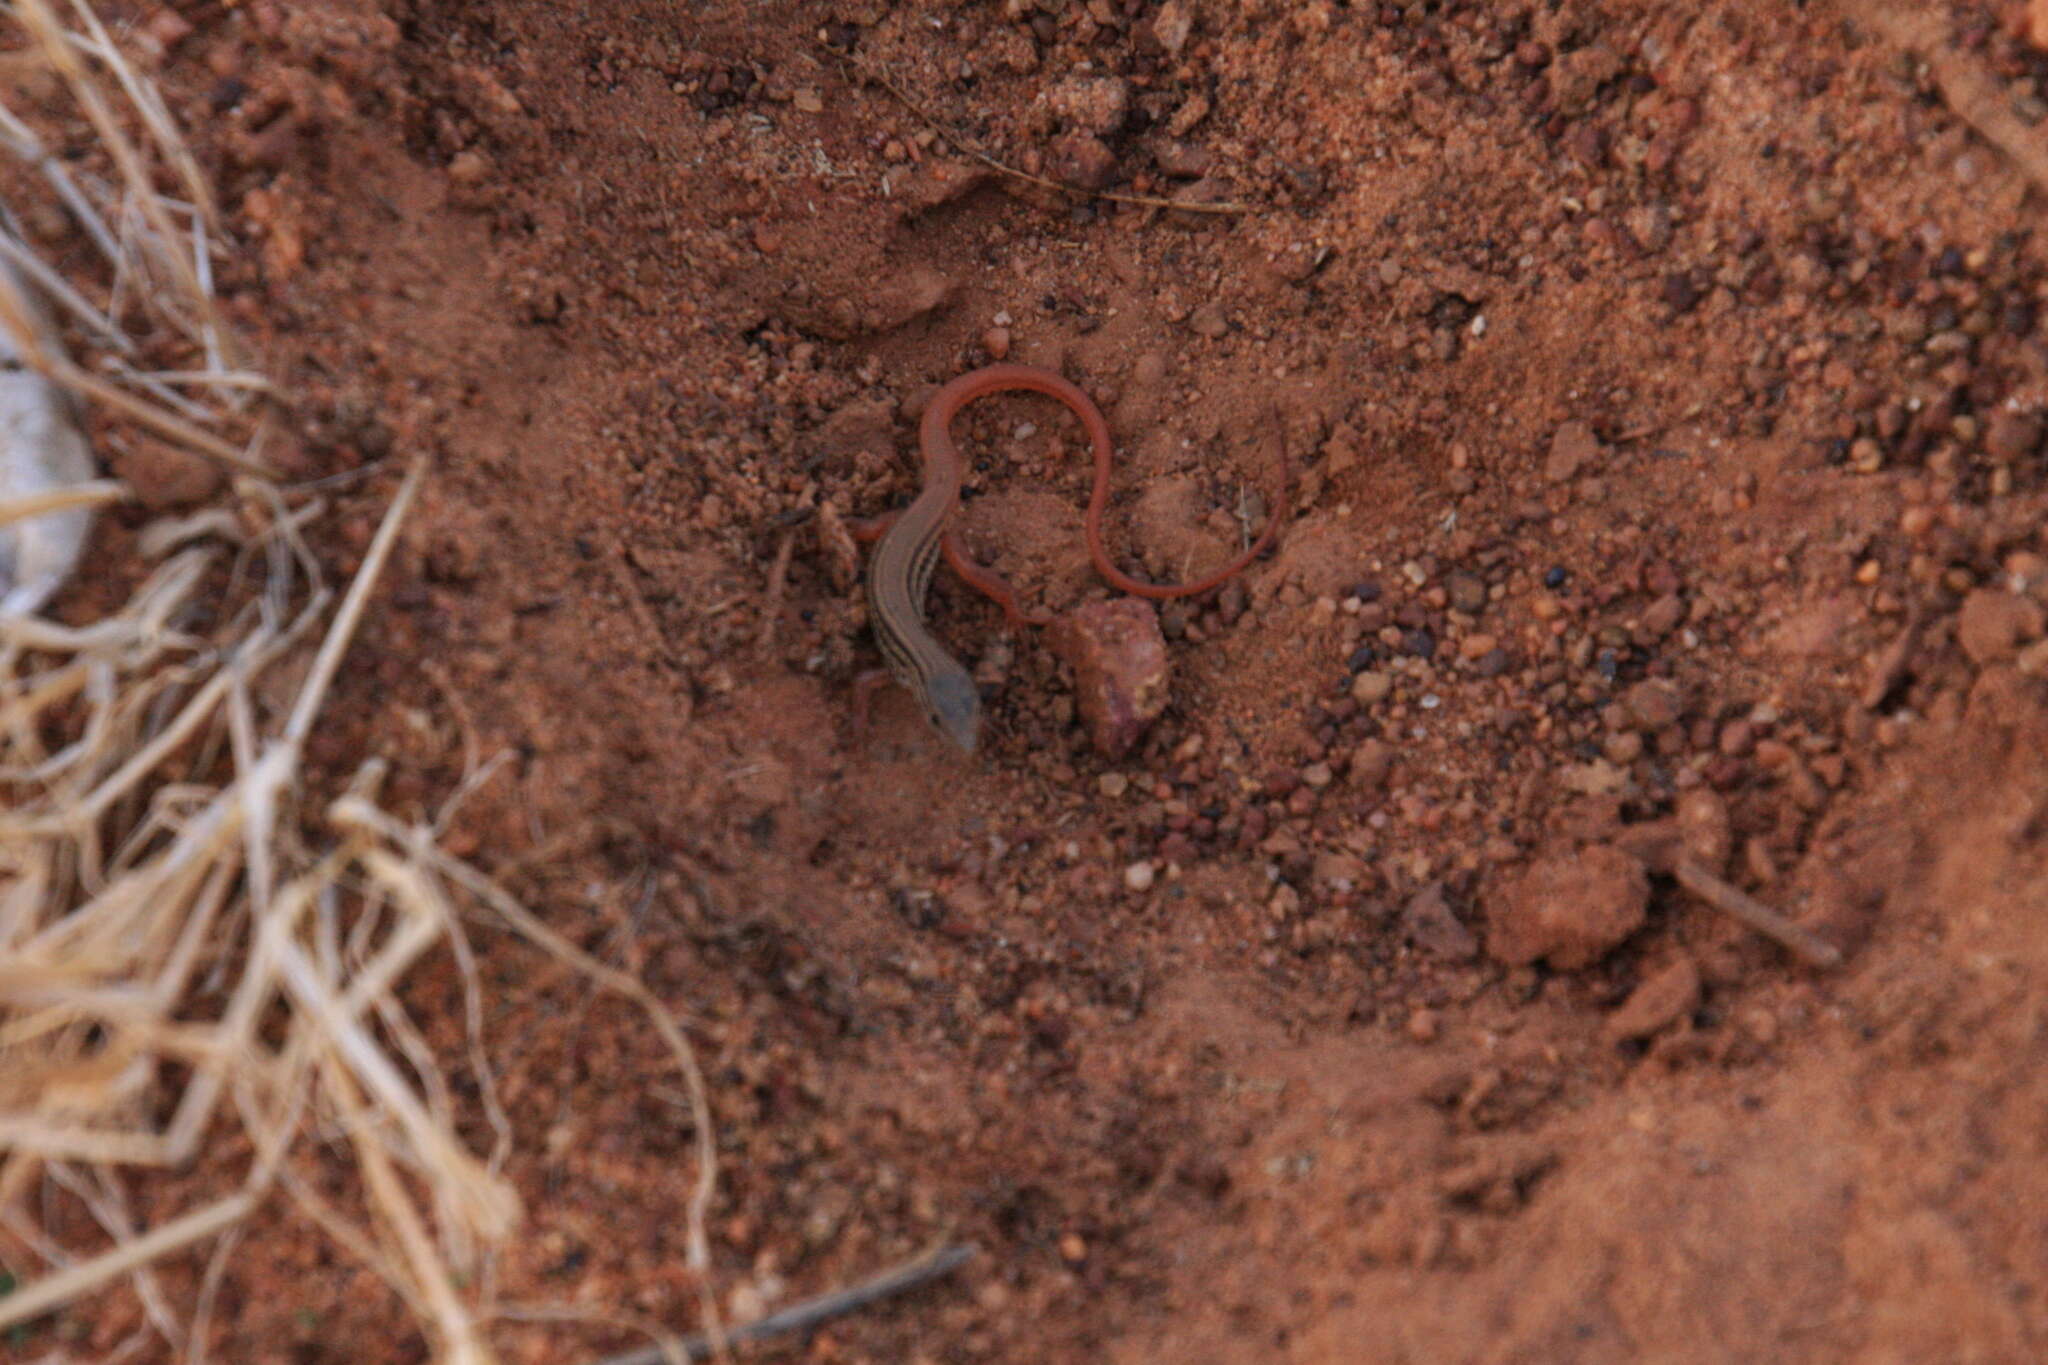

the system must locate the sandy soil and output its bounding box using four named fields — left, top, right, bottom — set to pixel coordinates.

left=17, top=0, right=2048, bottom=1360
